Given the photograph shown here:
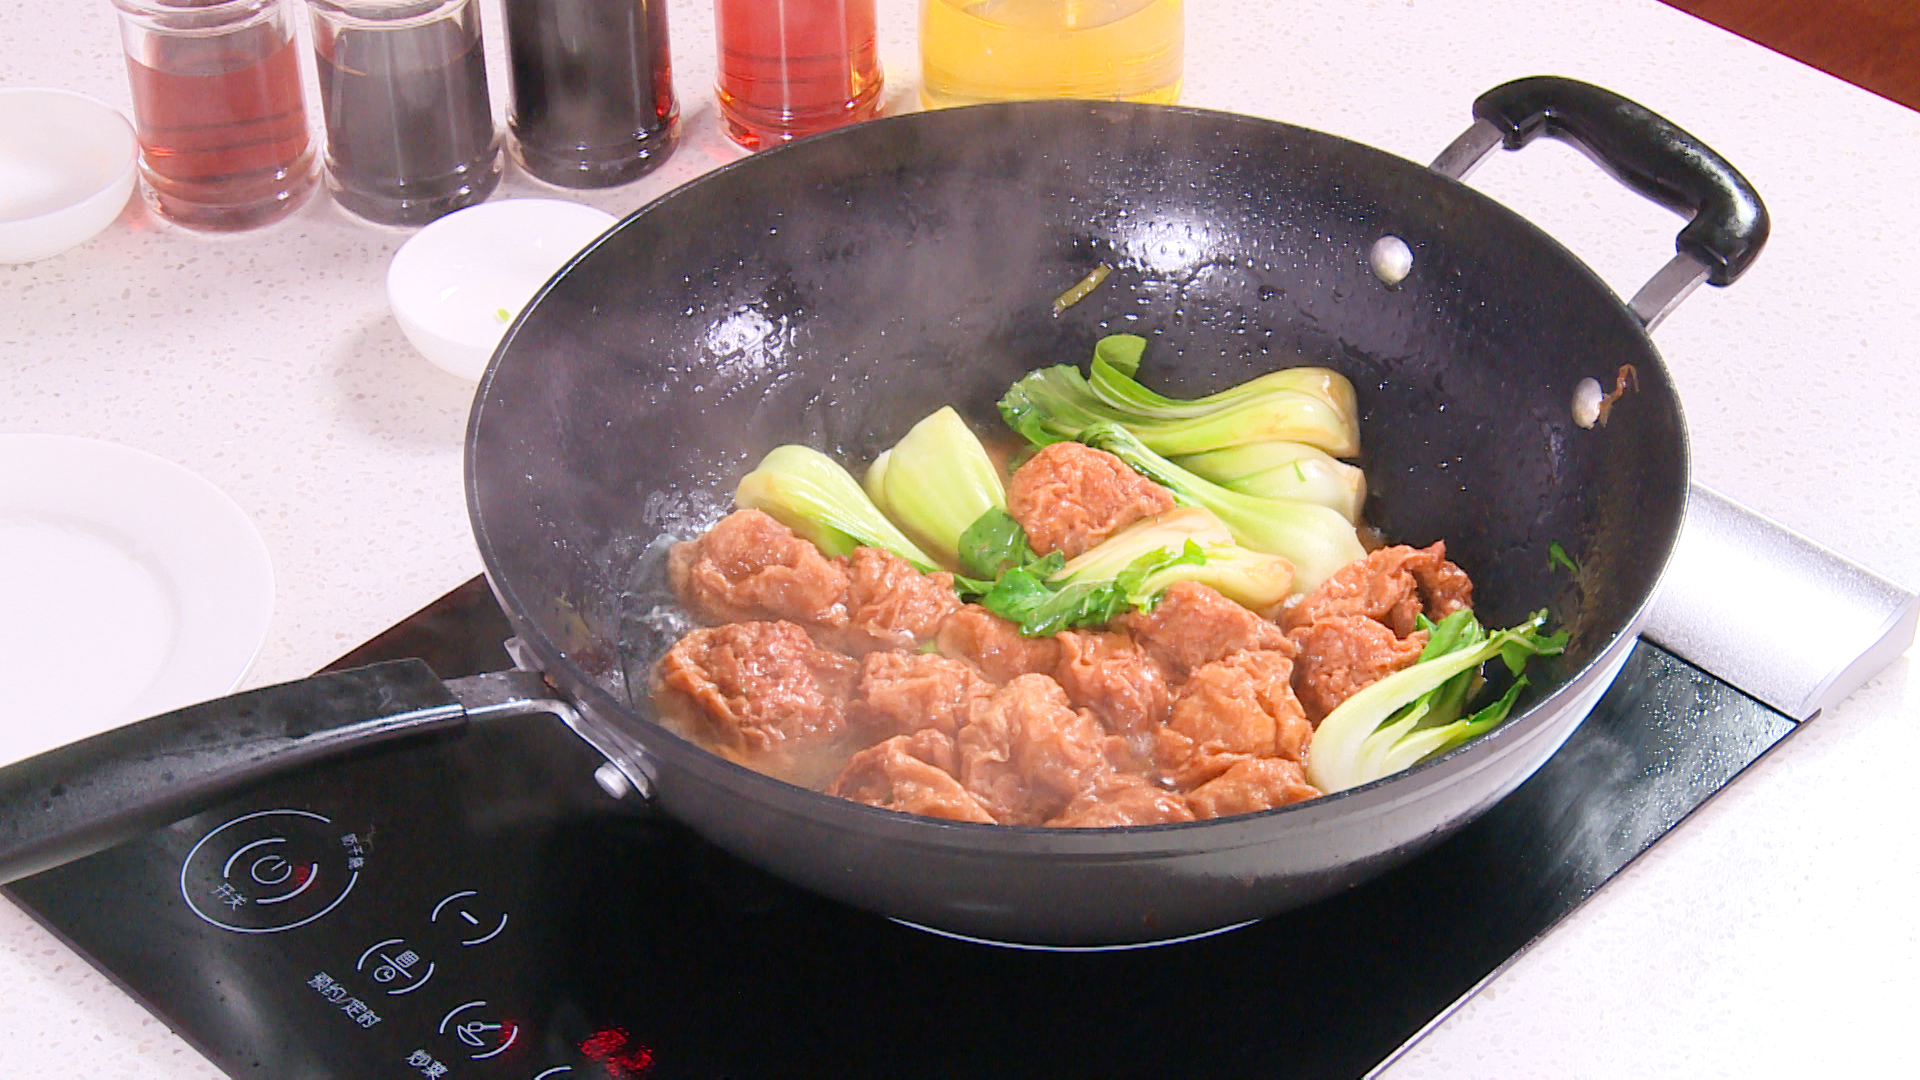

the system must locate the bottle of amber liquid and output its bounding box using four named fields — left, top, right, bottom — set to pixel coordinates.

left=713, top=0, right=883, bottom=151
left=920, top=0, right=1183, bottom=109
left=112, top=0, right=318, bottom=230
